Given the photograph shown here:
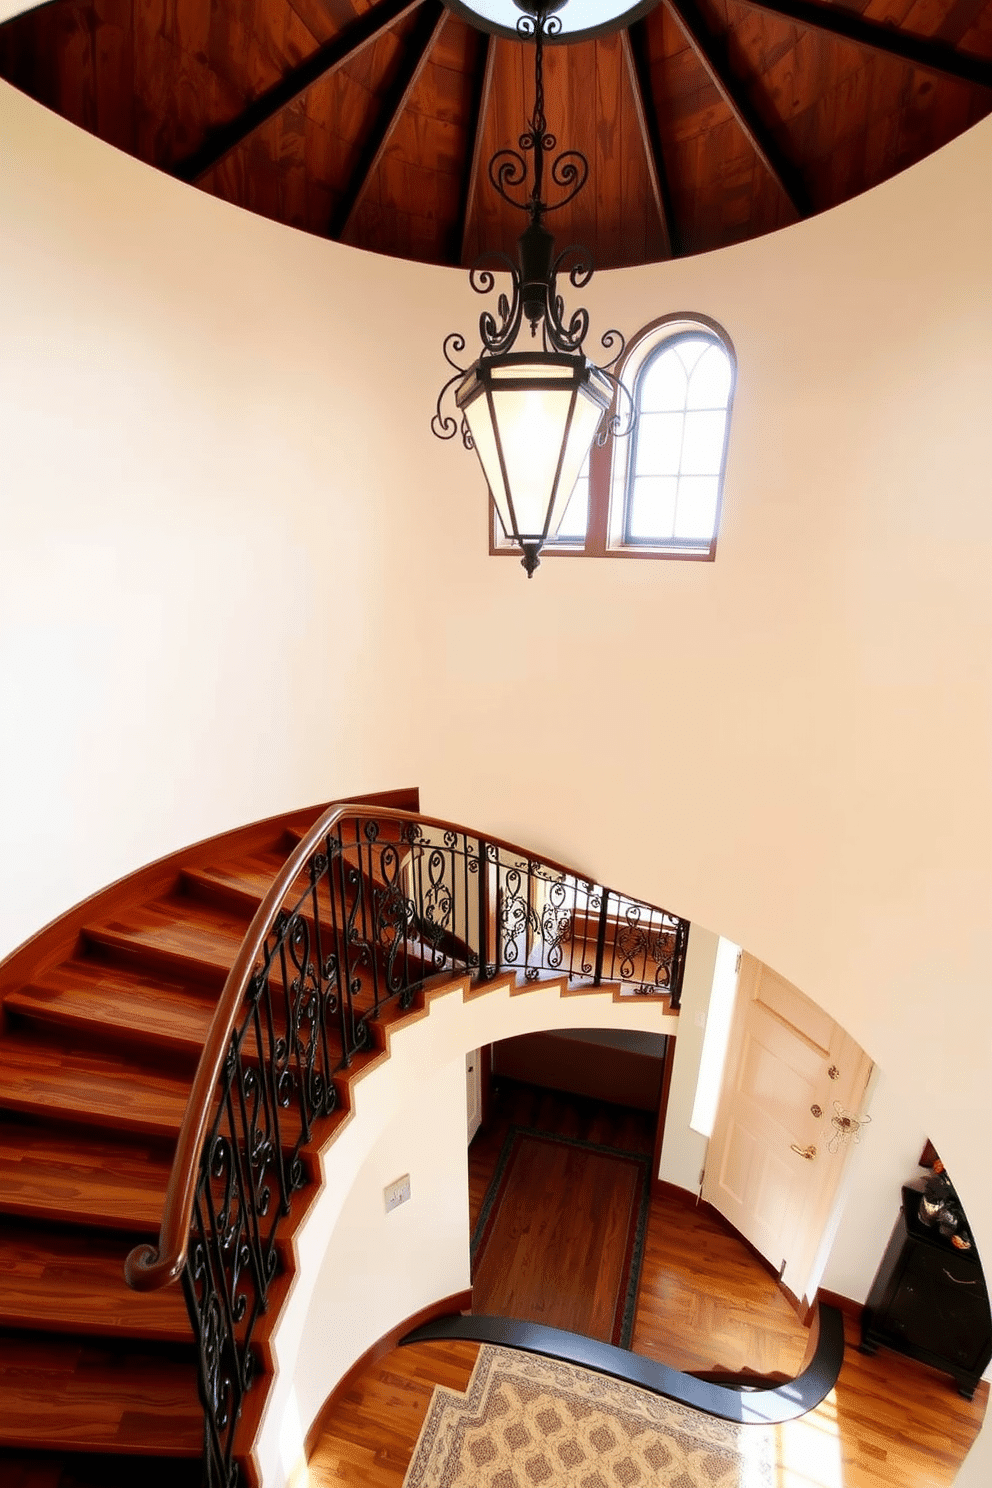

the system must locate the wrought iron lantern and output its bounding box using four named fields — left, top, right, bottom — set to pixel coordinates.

left=432, top=0, right=632, bottom=576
